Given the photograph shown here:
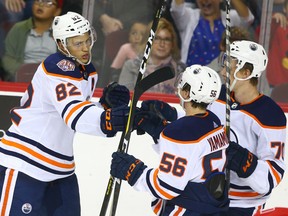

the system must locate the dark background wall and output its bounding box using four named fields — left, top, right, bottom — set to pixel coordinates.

left=0, top=95, right=20, bottom=131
